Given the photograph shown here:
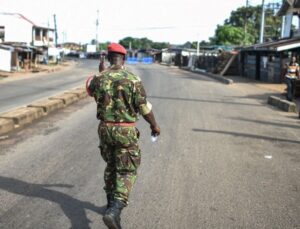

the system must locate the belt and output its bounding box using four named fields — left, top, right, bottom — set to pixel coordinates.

left=102, top=121, right=136, bottom=127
